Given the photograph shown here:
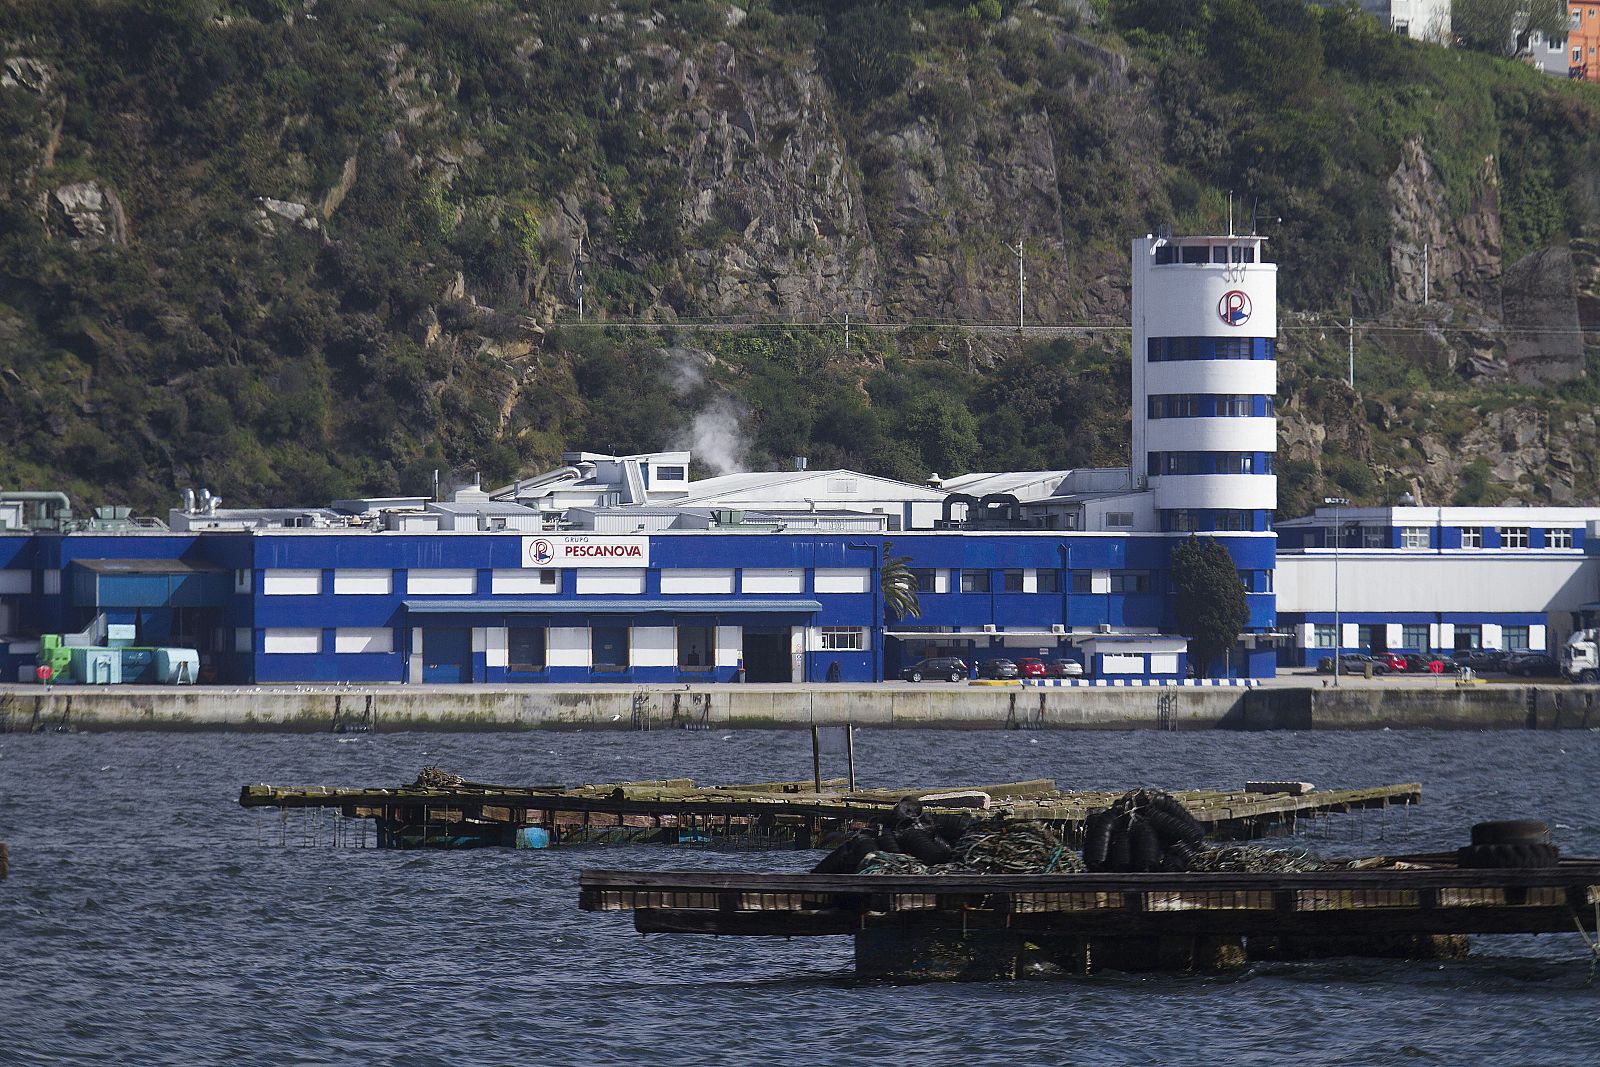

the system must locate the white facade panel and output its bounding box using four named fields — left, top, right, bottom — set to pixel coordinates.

left=1143, top=419, right=1278, bottom=453
left=715, top=625, right=742, bottom=668
left=263, top=569, right=320, bottom=596
left=42, top=570, right=60, bottom=595
left=263, top=627, right=321, bottom=654
left=333, top=569, right=392, bottom=595
left=1276, top=555, right=1593, bottom=614
left=486, top=626, right=508, bottom=668
left=632, top=625, right=676, bottom=667
left=407, top=569, right=475, bottom=595
left=741, top=568, right=805, bottom=594
left=1102, top=654, right=1144, bottom=674
left=1341, top=623, right=1358, bottom=648
left=1144, top=361, right=1277, bottom=396
left=1531, top=624, right=1547, bottom=650
left=660, top=568, right=735, bottom=594
left=0, top=570, right=29, bottom=595
left=547, top=626, right=590, bottom=668
left=1438, top=623, right=1454, bottom=649
left=1091, top=570, right=1110, bottom=595
left=1149, top=653, right=1179, bottom=675
left=1150, top=475, right=1277, bottom=510
left=335, top=628, right=393, bottom=654
left=1385, top=624, right=1403, bottom=650
left=574, top=569, right=647, bottom=595
left=1138, top=261, right=1279, bottom=338
left=1022, top=568, right=1038, bottom=593
left=814, top=568, right=870, bottom=594
left=491, top=569, right=561, bottom=594
left=1481, top=623, right=1502, bottom=651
